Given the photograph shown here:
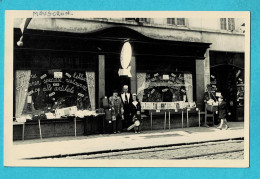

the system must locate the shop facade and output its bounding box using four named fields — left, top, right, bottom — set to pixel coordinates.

left=13, top=18, right=245, bottom=140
